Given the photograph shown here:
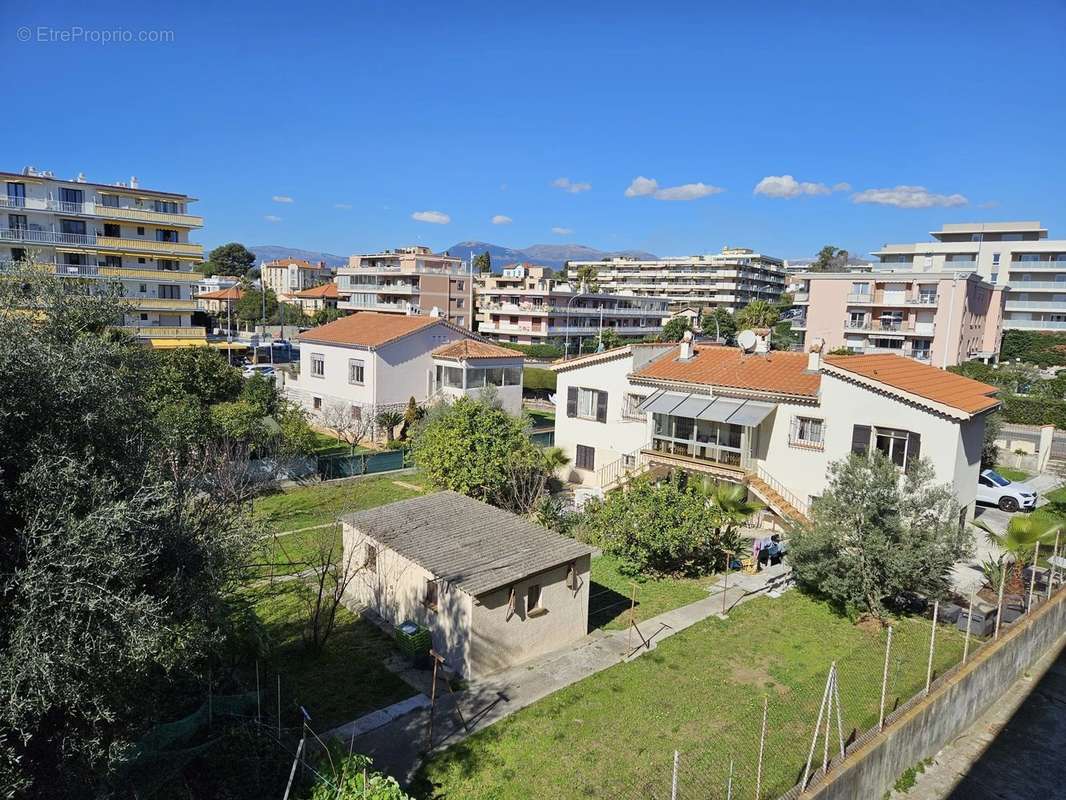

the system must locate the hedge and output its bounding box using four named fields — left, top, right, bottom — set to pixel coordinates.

left=523, top=367, right=557, bottom=392
left=1000, top=393, right=1066, bottom=429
